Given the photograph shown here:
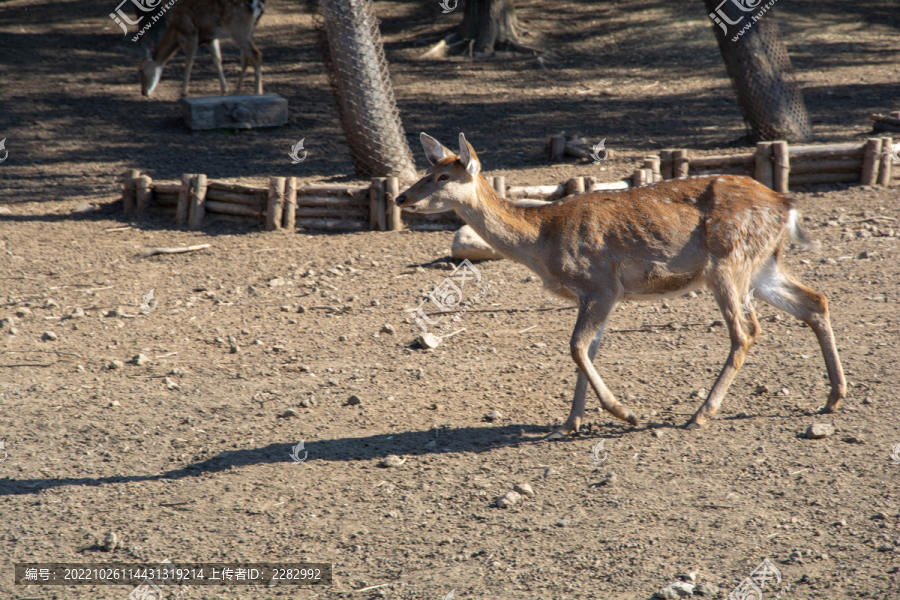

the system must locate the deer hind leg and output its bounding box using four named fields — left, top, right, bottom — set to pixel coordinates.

left=688, top=266, right=759, bottom=429
left=180, top=35, right=199, bottom=97
left=752, top=262, right=846, bottom=412
left=208, top=39, right=228, bottom=94
left=546, top=323, right=607, bottom=440
left=567, top=295, right=637, bottom=431
left=234, top=40, right=263, bottom=95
